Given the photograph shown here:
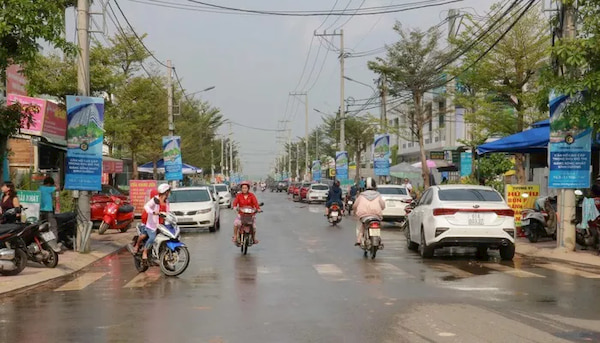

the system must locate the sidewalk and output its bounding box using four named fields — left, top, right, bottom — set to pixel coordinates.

left=516, top=237, right=600, bottom=267
left=0, top=230, right=133, bottom=296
